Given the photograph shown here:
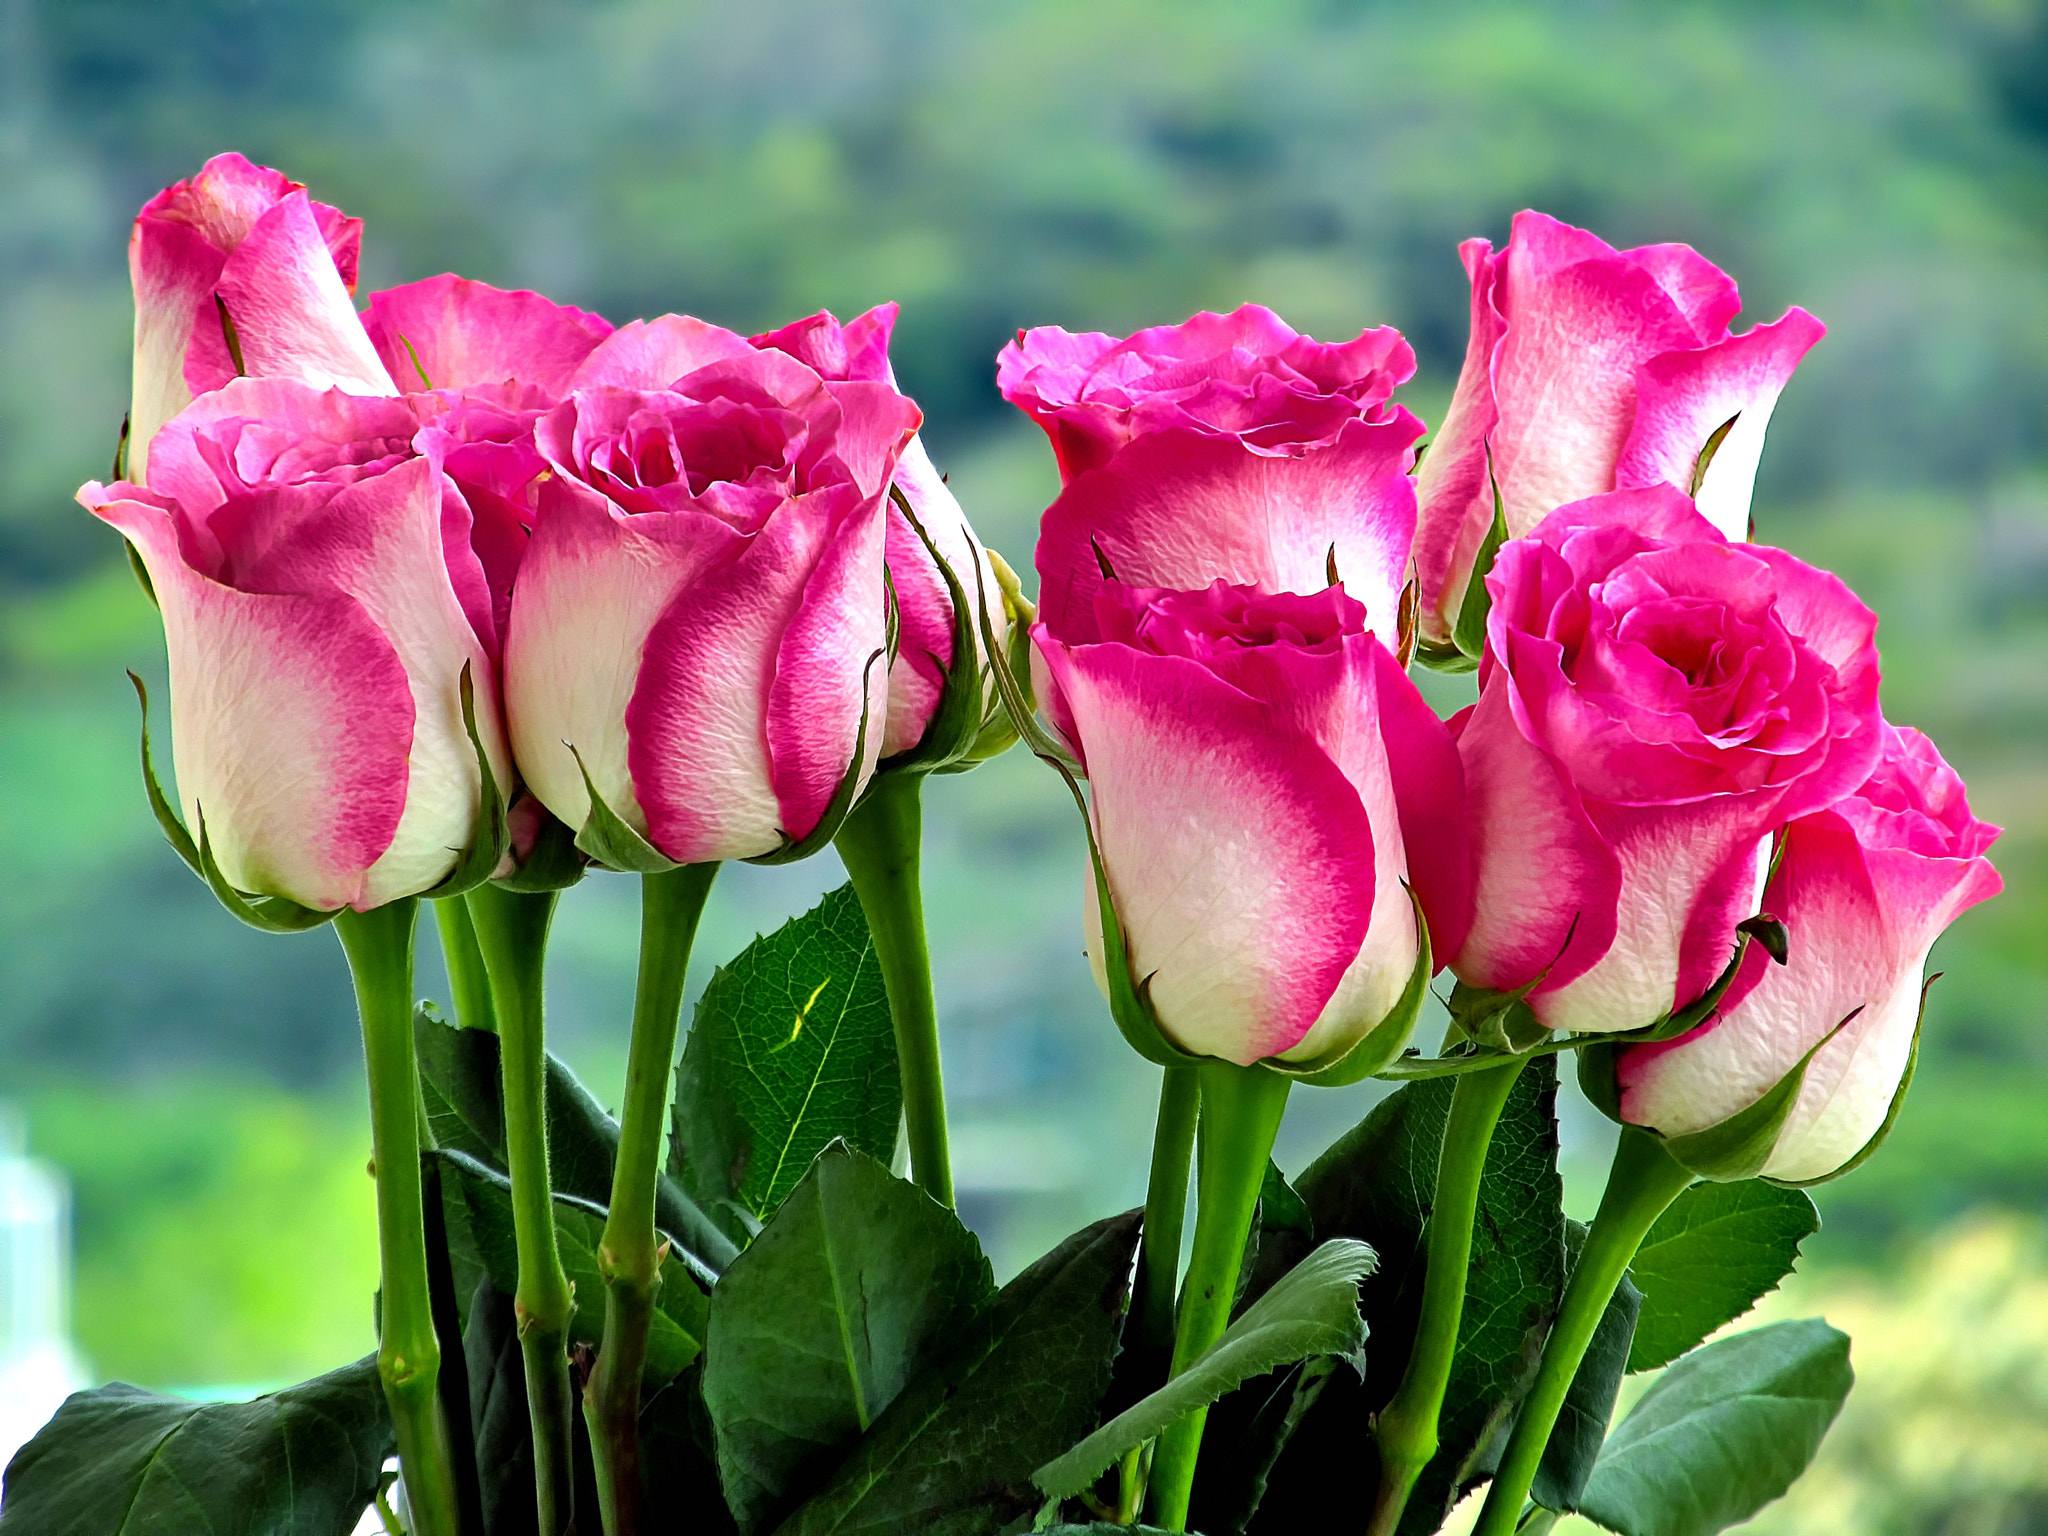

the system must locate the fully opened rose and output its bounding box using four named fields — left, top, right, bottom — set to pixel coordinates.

left=504, top=334, right=921, bottom=863
left=1619, top=725, right=2002, bottom=1182
left=1001, top=305, right=1424, bottom=648
left=1413, top=211, right=1824, bottom=643
left=1033, top=579, right=1468, bottom=1068
left=1452, top=484, right=1884, bottom=1035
